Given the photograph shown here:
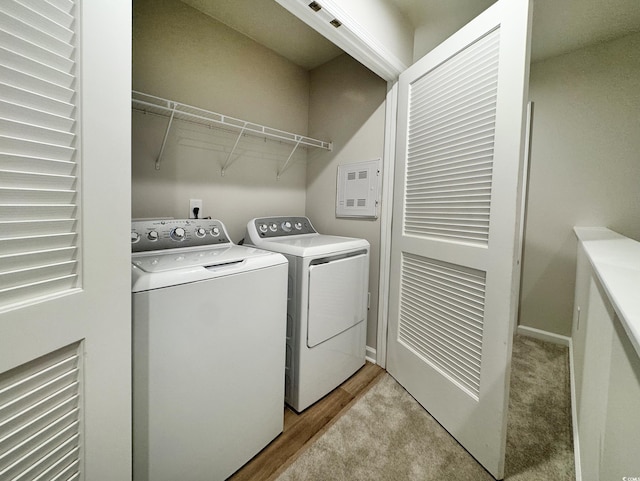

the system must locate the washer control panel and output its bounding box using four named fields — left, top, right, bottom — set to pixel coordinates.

left=251, top=216, right=316, bottom=238
left=131, top=219, right=230, bottom=252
